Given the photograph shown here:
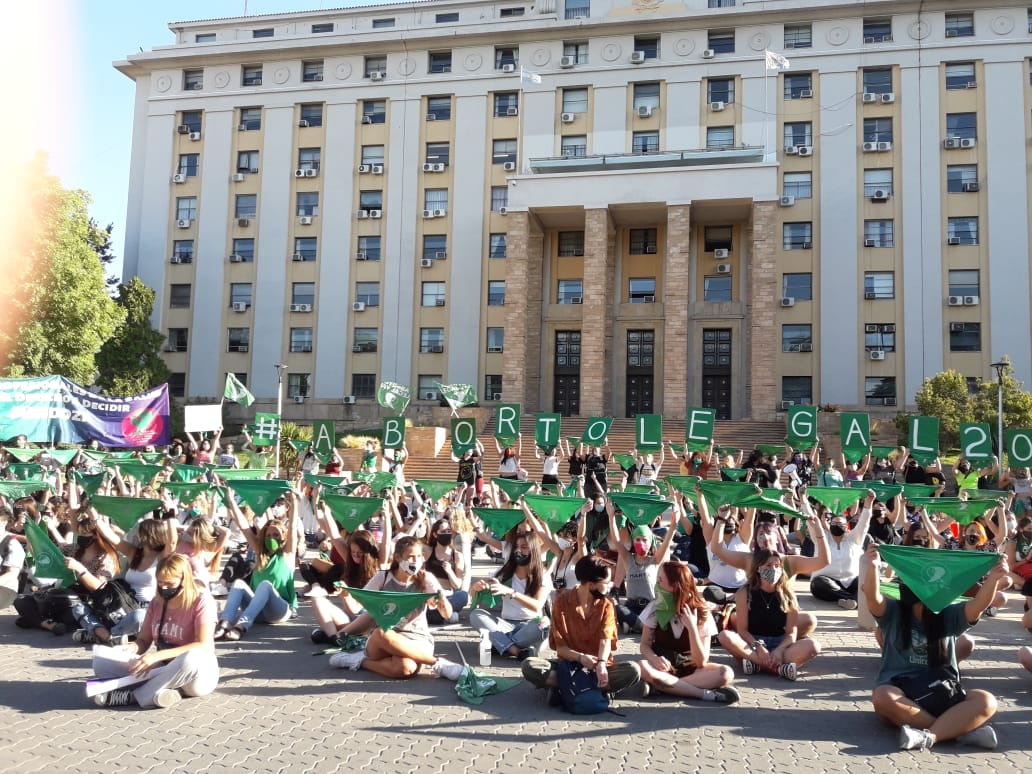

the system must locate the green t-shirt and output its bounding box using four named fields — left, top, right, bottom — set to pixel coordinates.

left=251, top=552, right=298, bottom=610
left=874, top=599, right=968, bottom=686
